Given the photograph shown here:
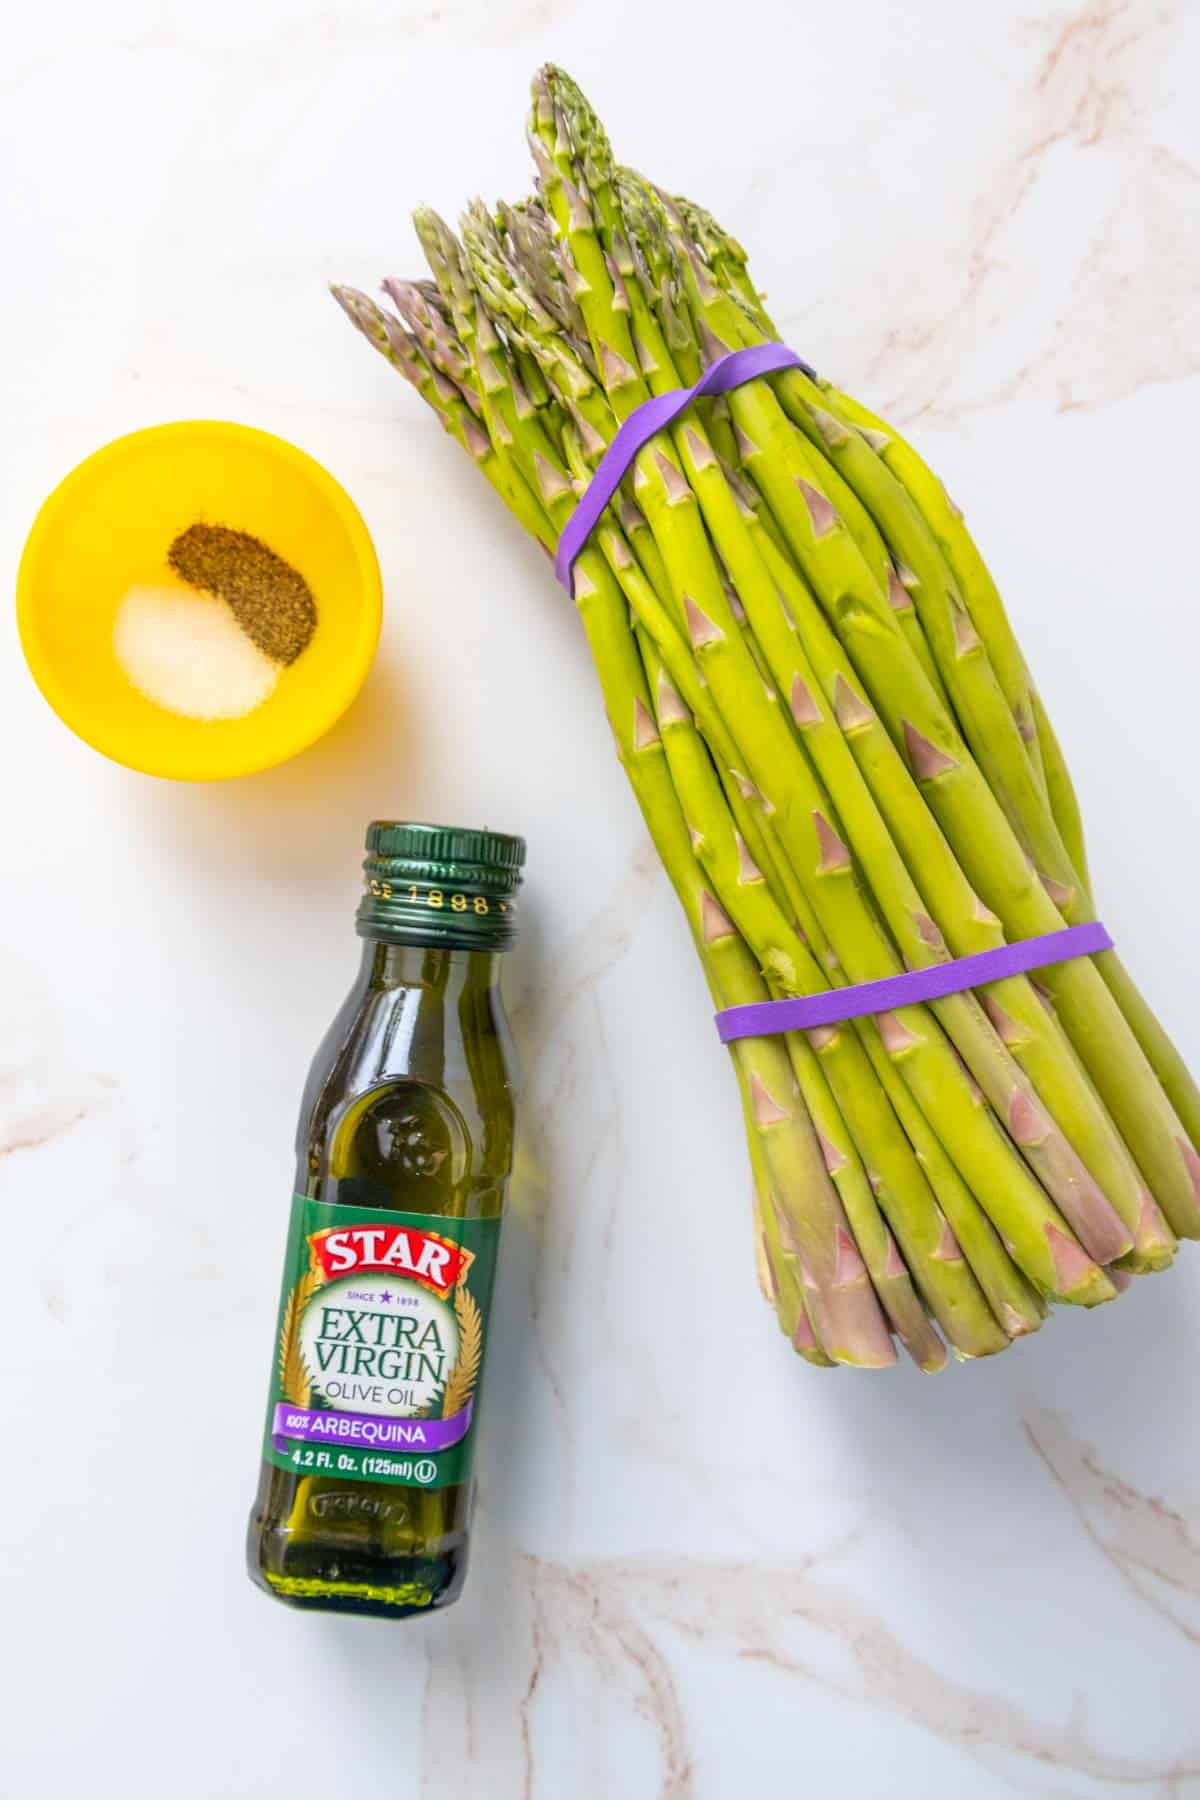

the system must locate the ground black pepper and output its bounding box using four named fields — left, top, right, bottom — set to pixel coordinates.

left=167, top=523, right=317, bottom=665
